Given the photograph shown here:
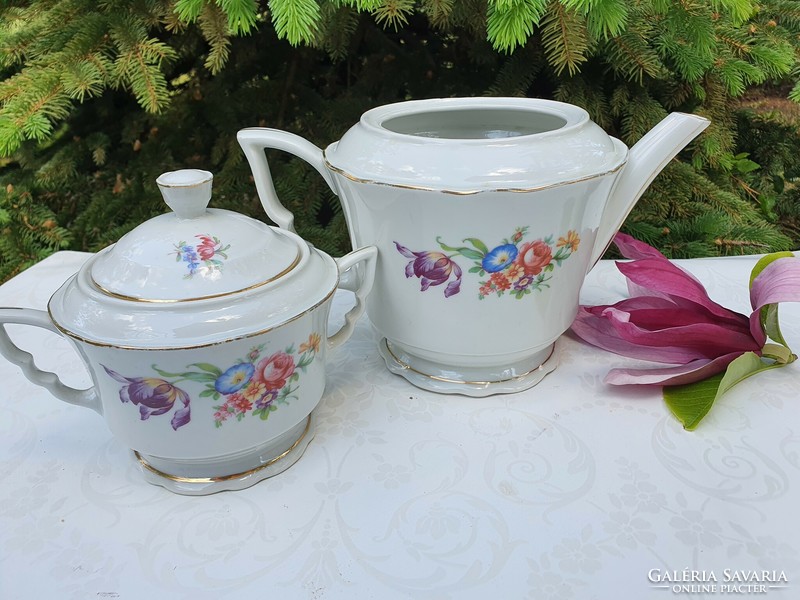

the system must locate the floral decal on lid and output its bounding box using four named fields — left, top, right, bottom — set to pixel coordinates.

left=173, top=234, right=230, bottom=278
left=395, top=227, right=580, bottom=299
left=101, top=333, right=321, bottom=430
